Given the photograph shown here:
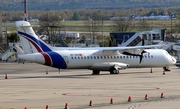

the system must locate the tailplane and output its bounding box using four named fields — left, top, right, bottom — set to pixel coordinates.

left=16, top=21, right=52, bottom=54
